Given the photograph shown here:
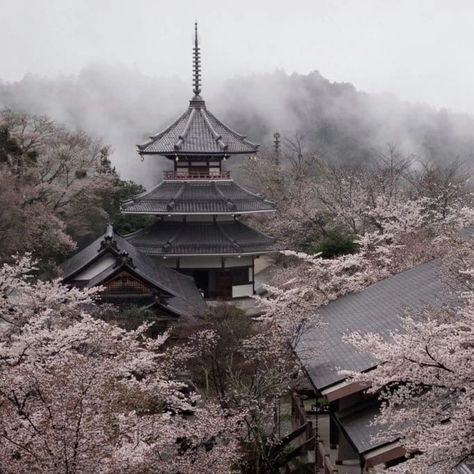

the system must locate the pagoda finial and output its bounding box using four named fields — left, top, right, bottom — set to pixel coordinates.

left=193, top=21, right=202, bottom=96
